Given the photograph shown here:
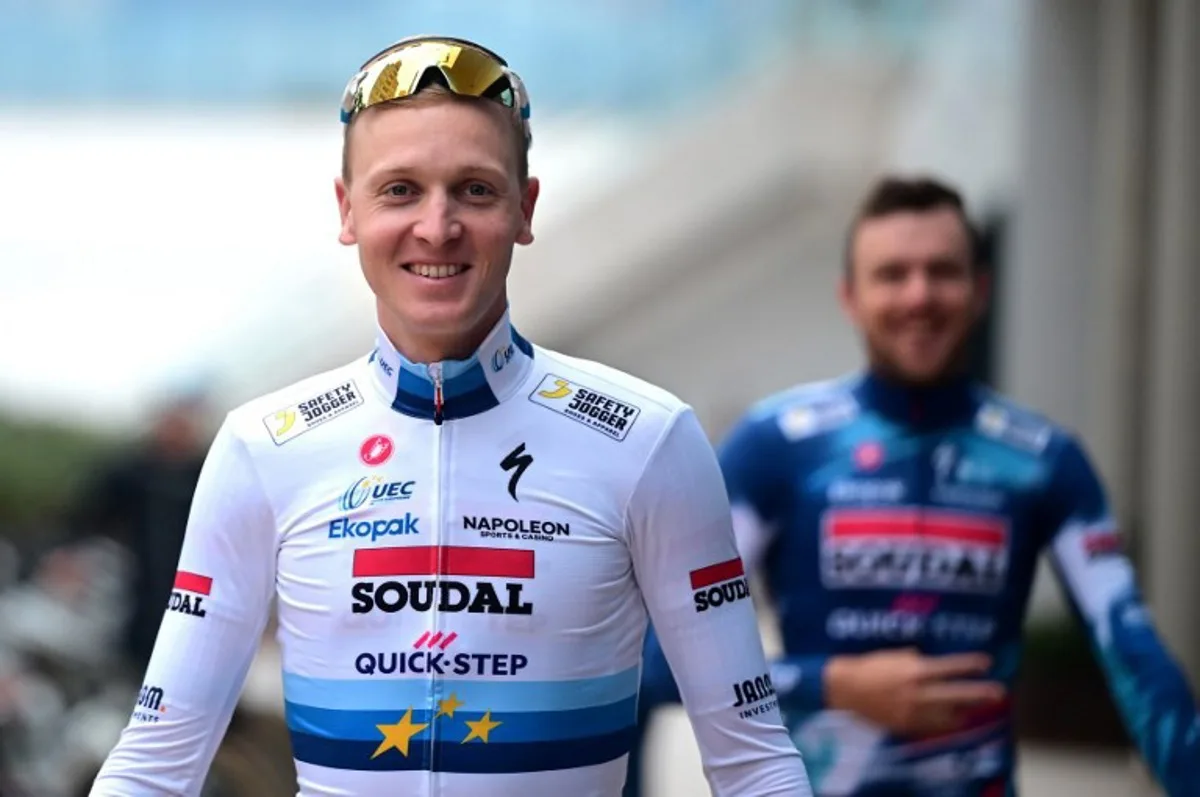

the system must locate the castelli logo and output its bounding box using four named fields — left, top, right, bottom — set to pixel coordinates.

left=854, top=441, right=884, bottom=471
left=360, top=435, right=395, bottom=467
